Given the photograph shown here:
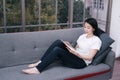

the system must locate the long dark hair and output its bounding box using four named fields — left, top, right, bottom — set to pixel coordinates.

left=84, top=18, right=99, bottom=36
